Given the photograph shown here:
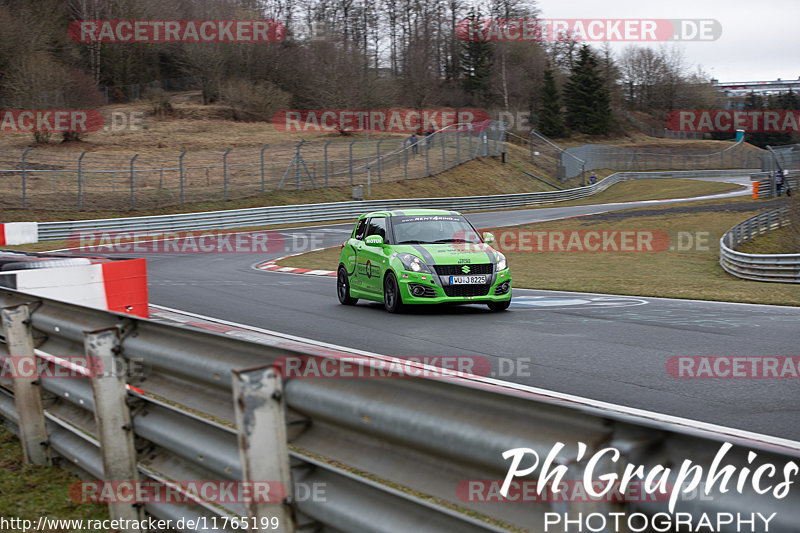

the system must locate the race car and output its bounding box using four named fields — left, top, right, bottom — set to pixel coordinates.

left=337, top=209, right=511, bottom=312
